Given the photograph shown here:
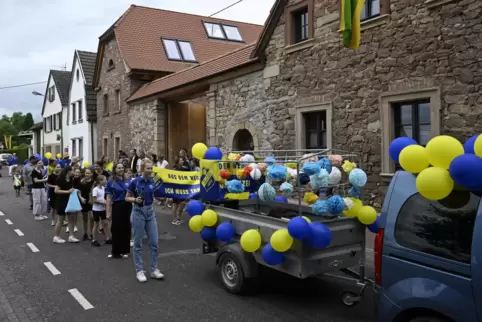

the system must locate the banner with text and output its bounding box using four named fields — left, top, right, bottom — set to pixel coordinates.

left=152, top=167, right=200, bottom=199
